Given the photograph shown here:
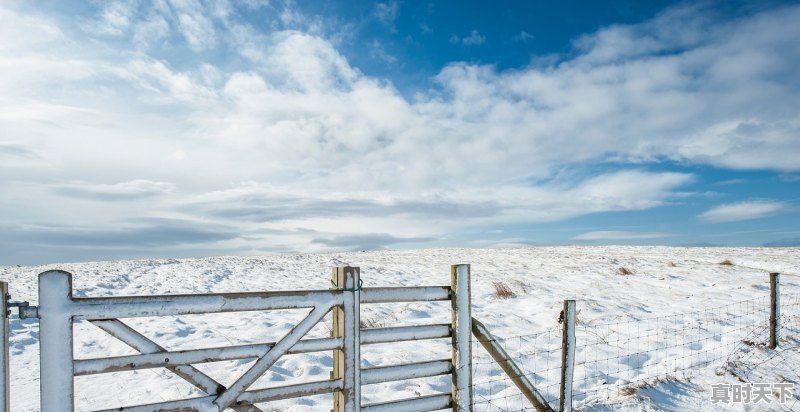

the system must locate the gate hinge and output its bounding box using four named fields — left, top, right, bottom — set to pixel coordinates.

left=5, top=293, right=39, bottom=319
